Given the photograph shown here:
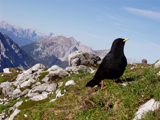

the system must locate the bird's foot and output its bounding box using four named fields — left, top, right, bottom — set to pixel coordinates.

left=101, top=80, right=106, bottom=90
left=101, top=86, right=106, bottom=90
